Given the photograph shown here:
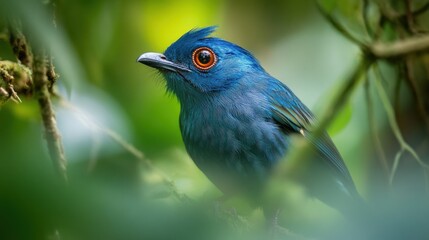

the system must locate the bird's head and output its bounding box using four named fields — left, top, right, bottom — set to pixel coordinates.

left=137, top=27, right=265, bottom=102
